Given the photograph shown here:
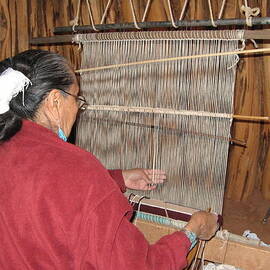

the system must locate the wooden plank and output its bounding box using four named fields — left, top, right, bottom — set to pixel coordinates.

left=226, top=42, right=262, bottom=201
left=30, top=35, right=74, bottom=45
left=203, top=236, right=270, bottom=270
left=0, top=0, right=12, bottom=59
left=244, top=29, right=270, bottom=39
left=135, top=219, right=270, bottom=270
left=16, top=0, right=29, bottom=52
